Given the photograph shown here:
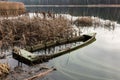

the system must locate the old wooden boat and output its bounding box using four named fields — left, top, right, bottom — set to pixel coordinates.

left=12, top=33, right=96, bottom=65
